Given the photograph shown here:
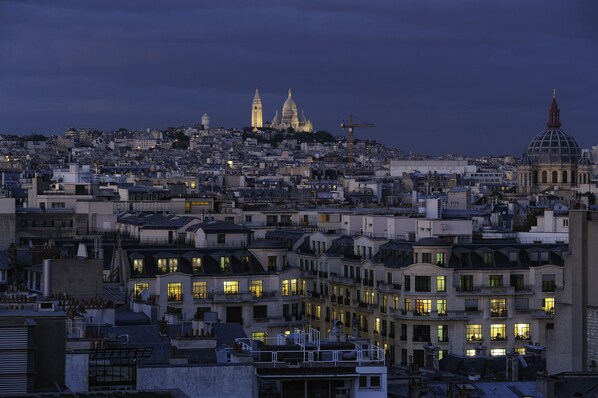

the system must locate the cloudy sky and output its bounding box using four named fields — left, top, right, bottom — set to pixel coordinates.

left=1, top=0, right=597, bottom=155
